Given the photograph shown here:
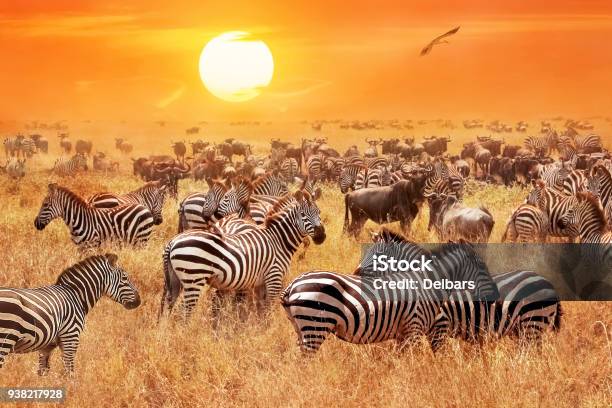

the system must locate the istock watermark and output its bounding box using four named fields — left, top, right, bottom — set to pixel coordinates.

left=371, top=254, right=433, bottom=273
